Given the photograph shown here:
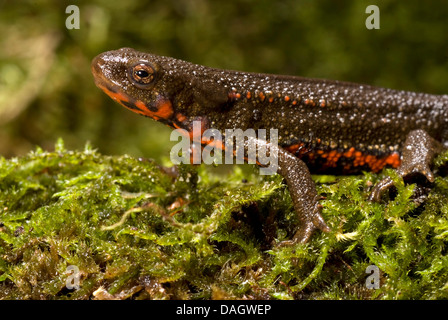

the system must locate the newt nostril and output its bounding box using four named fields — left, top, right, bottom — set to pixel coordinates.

left=91, top=55, right=105, bottom=75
